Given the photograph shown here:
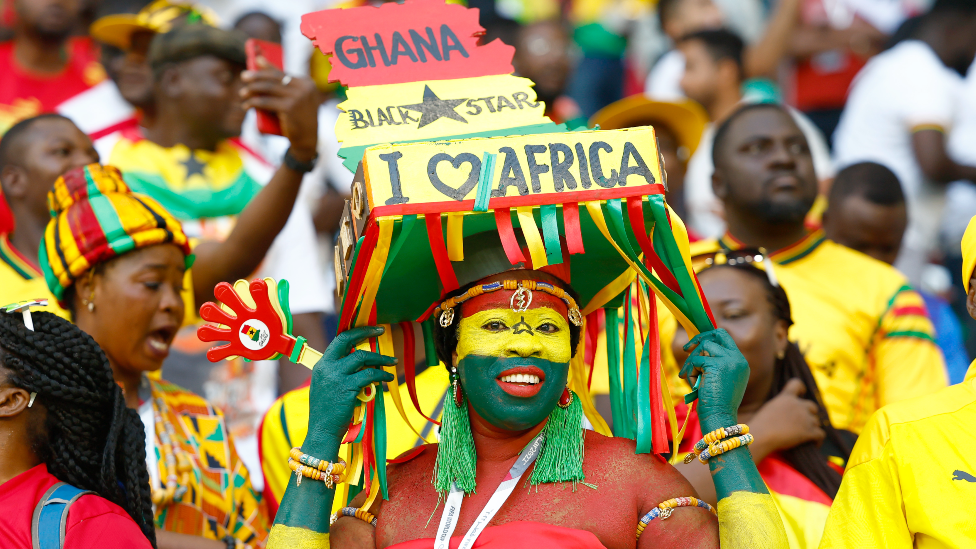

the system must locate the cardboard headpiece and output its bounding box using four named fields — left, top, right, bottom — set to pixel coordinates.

left=198, top=0, right=716, bottom=511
